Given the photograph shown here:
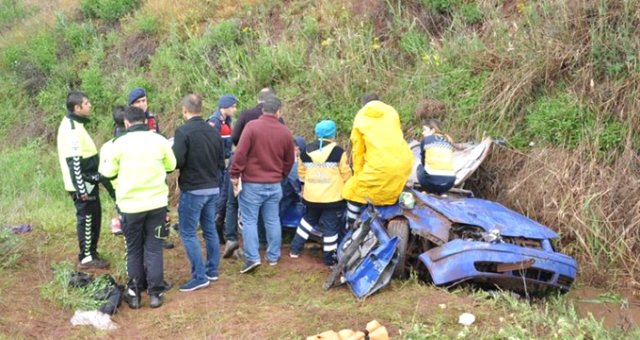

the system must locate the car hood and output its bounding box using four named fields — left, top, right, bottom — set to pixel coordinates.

left=413, top=190, right=559, bottom=240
